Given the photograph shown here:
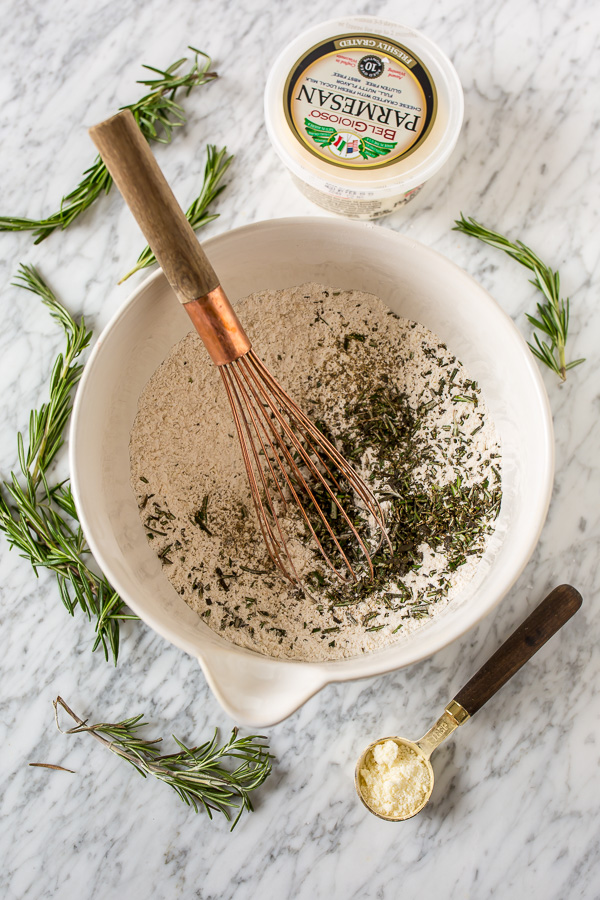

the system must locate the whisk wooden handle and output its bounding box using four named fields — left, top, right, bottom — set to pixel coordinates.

left=89, top=109, right=219, bottom=303
left=90, top=110, right=251, bottom=365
